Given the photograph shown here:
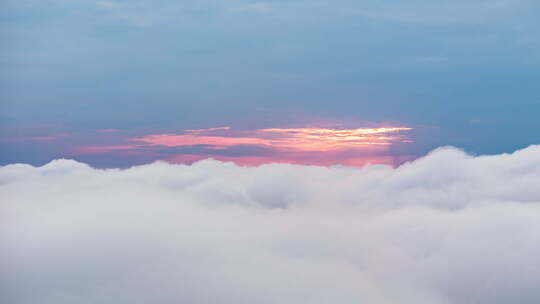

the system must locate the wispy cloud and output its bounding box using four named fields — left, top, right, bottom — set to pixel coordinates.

left=95, top=129, right=122, bottom=133
left=73, top=125, right=413, bottom=167
left=76, top=145, right=138, bottom=154
left=20, top=133, right=69, bottom=142
left=131, top=126, right=411, bottom=151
